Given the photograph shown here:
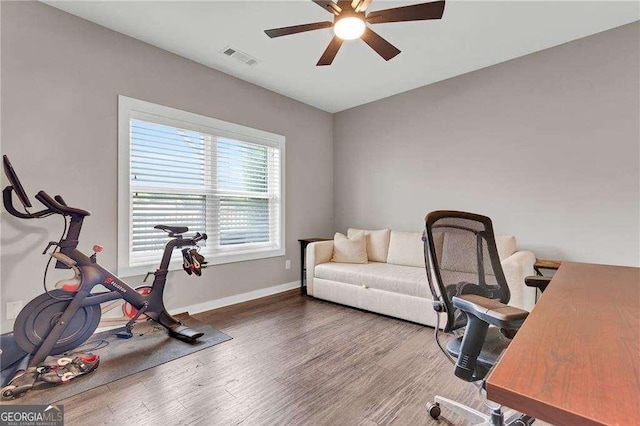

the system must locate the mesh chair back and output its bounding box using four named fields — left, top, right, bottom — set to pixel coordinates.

left=424, top=211, right=510, bottom=332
